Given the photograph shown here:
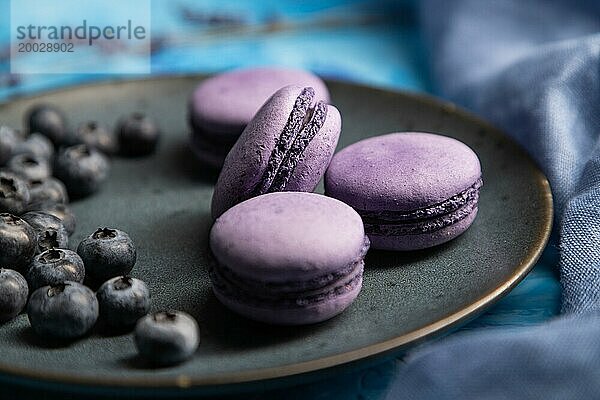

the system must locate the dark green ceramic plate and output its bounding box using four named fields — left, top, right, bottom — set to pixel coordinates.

left=0, top=76, right=552, bottom=397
